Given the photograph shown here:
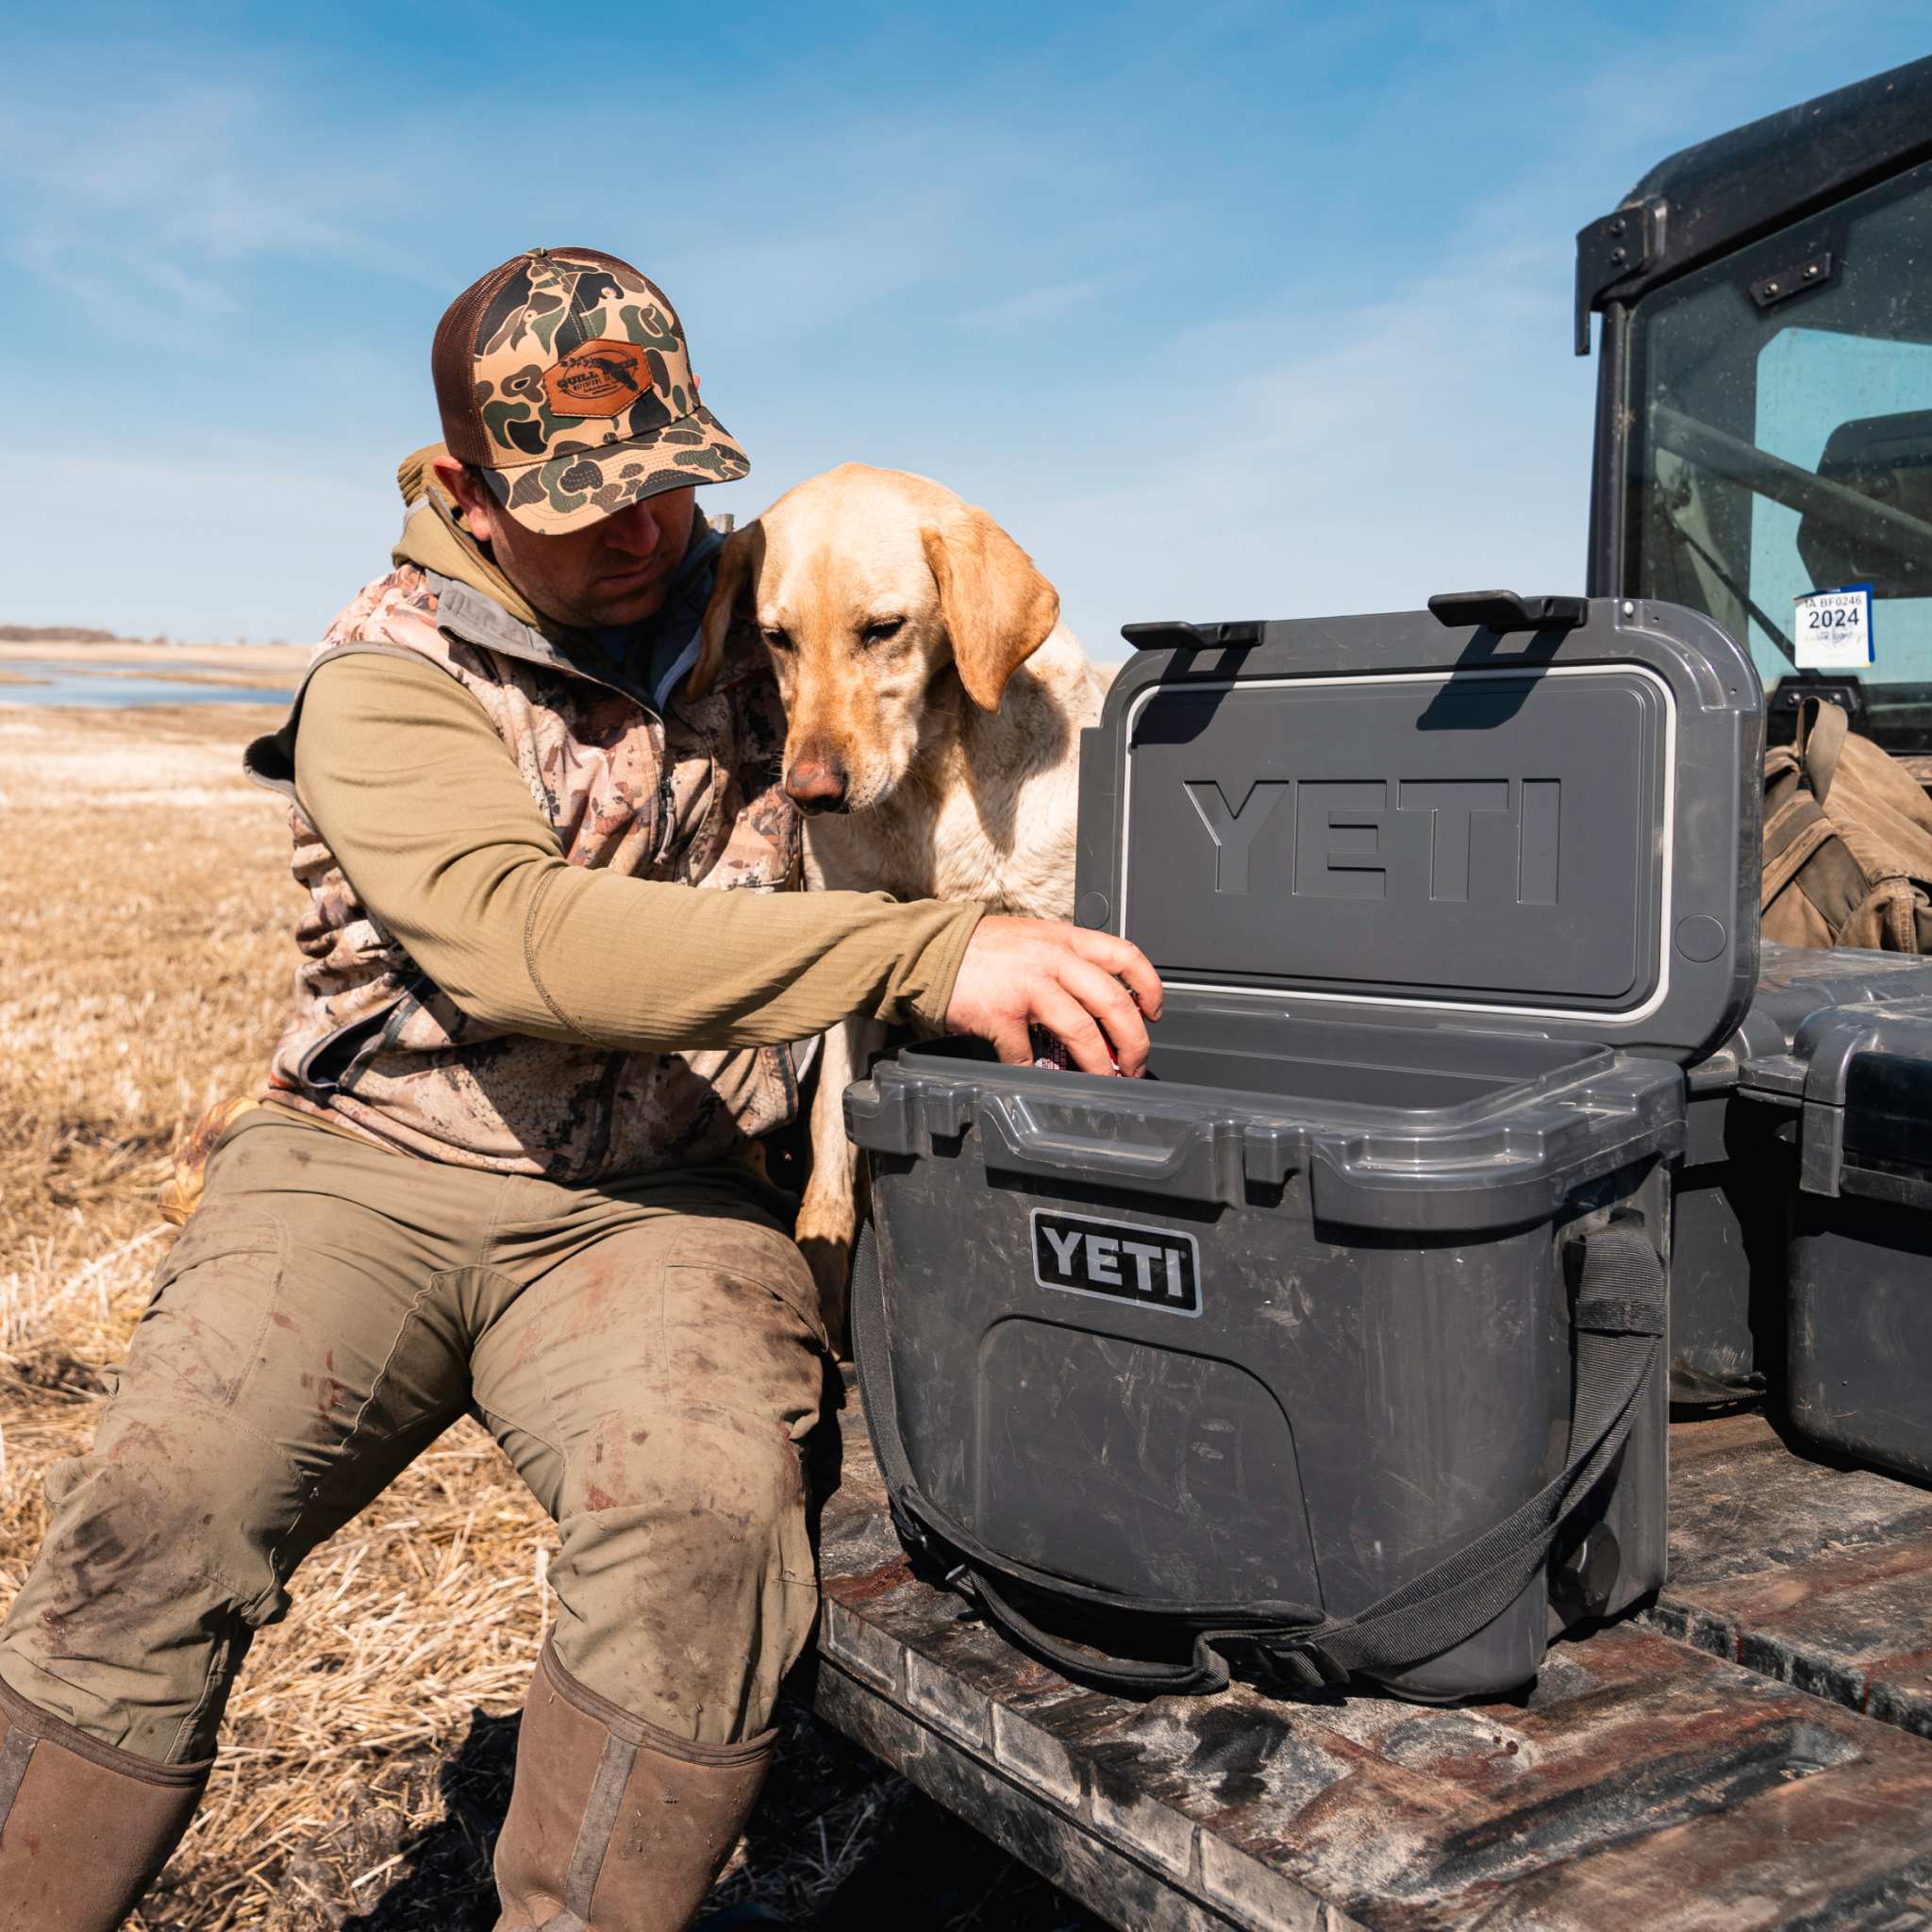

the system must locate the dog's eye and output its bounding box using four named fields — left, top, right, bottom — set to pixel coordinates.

left=860, top=617, right=905, bottom=645
left=761, top=626, right=794, bottom=653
